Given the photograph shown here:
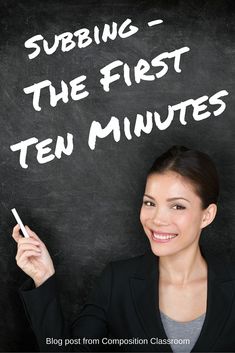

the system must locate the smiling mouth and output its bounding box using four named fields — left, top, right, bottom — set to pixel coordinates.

left=151, top=231, right=178, bottom=242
